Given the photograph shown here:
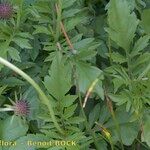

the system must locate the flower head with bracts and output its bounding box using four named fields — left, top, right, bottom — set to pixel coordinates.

left=0, top=1, right=13, bottom=19
left=0, top=92, right=31, bottom=117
